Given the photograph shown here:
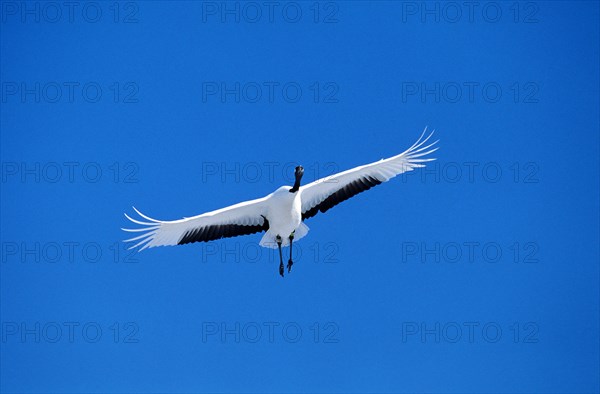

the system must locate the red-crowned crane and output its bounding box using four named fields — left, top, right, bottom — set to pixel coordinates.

left=123, top=129, right=439, bottom=277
